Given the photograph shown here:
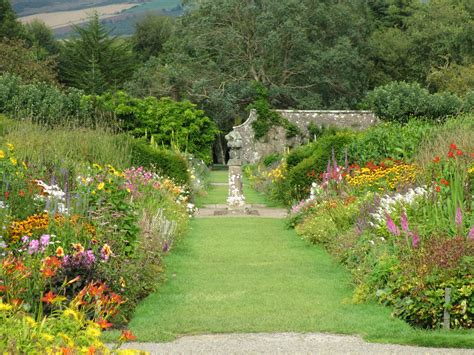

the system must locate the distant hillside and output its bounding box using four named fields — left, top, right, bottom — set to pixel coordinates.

left=11, top=0, right=138, bottom=16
